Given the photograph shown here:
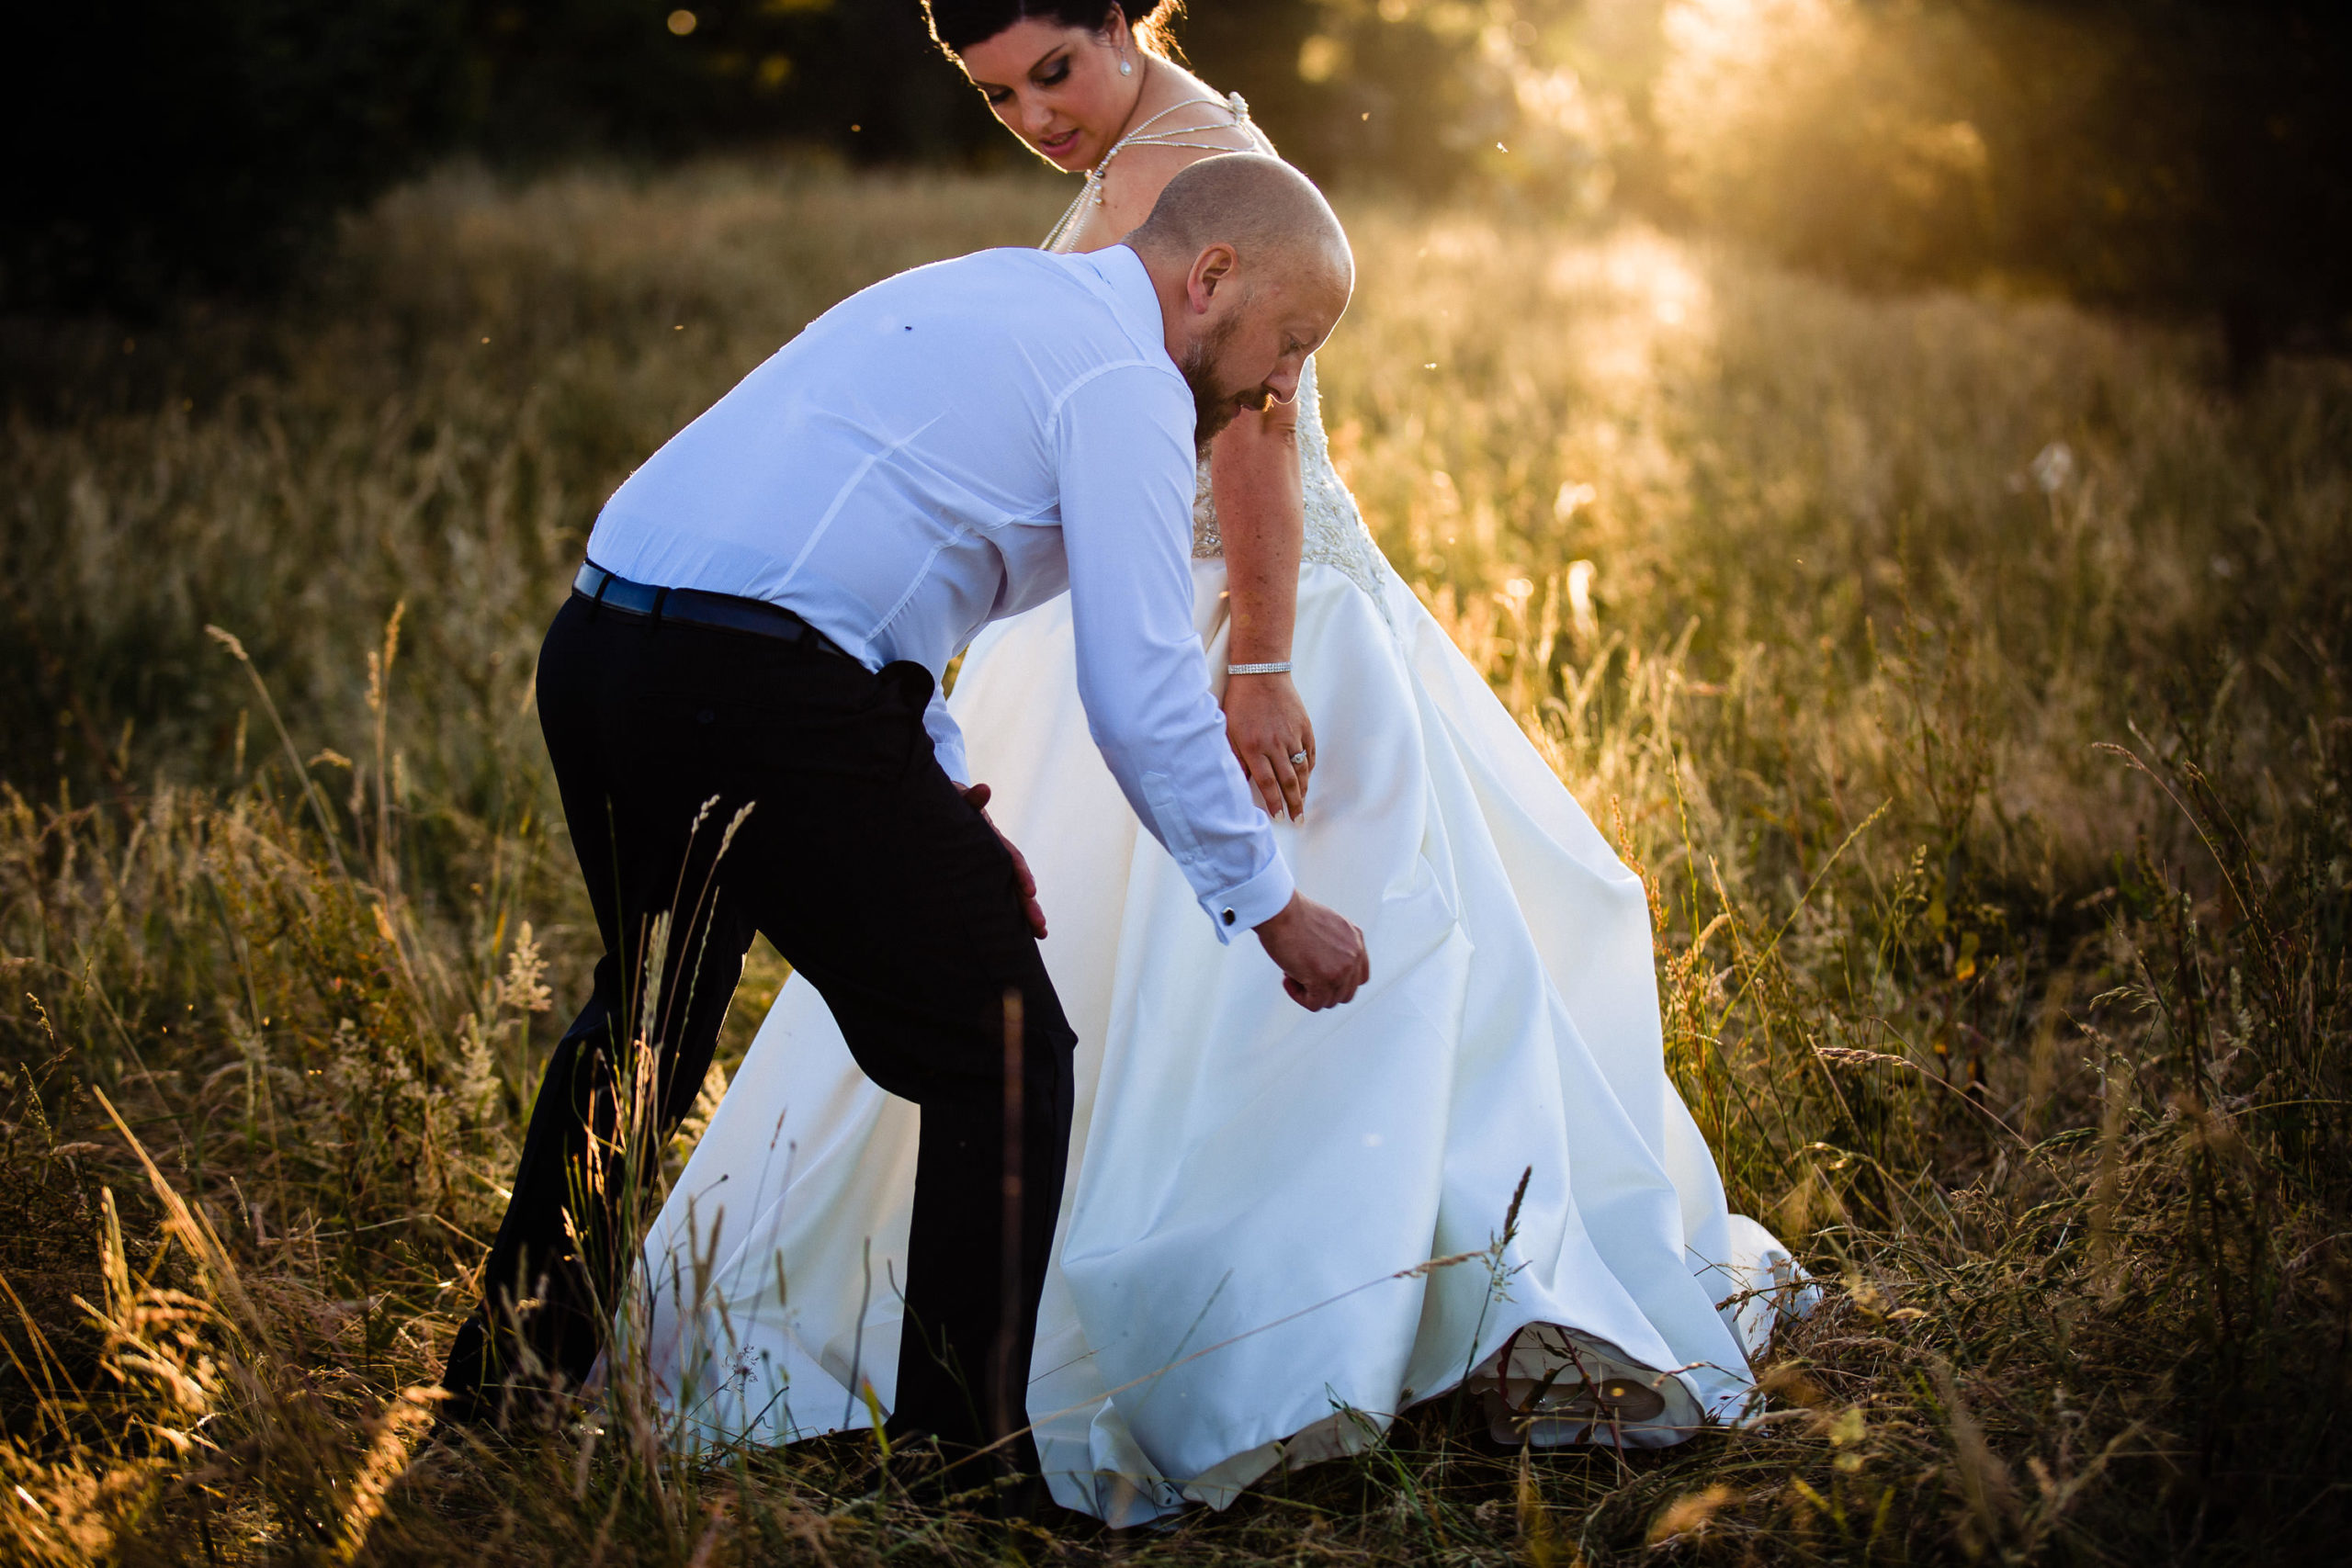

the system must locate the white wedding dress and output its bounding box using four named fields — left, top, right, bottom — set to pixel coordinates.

left=631, top=118, right=1813, bottom=1527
